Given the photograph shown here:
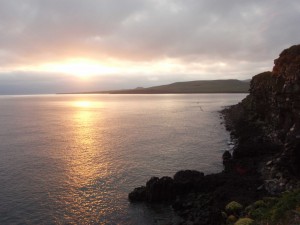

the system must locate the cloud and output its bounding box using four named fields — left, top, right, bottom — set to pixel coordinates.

left=0, top=0, right=299, bottom=93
